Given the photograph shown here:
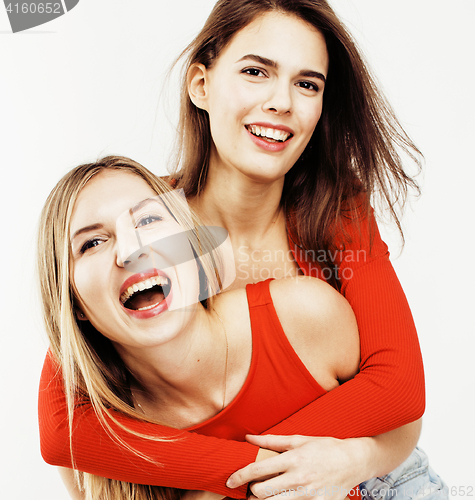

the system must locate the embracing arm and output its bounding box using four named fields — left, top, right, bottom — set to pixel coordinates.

left=39, top=351, right=256, bottom=498
left=225, top=214, right=425, bottom=493
left=266, top=216, right=425, bottom=438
